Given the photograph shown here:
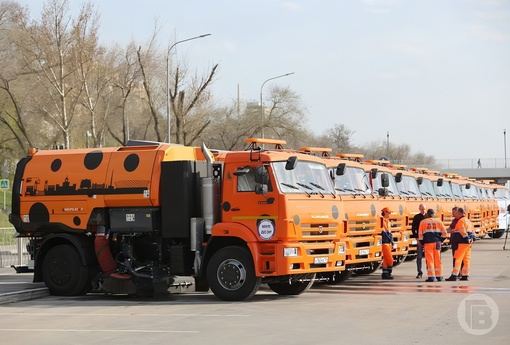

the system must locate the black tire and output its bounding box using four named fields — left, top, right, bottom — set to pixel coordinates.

left=42, top=244, right=90, bottom=296
left=268, top=274, right=315, bottom=295
left=491, top=230, right=505, bottom=239
left=206, top=246, right=261, bottom=301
